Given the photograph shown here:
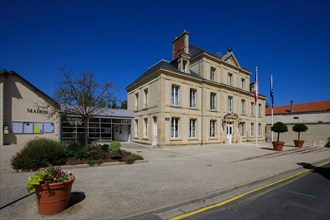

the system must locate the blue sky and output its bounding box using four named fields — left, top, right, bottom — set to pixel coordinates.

left=1, top=0, right=329, bottom=106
